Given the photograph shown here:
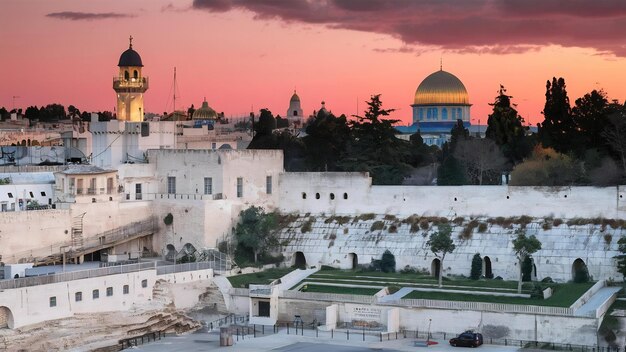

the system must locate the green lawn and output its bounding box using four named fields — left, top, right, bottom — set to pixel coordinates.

left=300, top=278, right=525, bottom=293
left=300, top=284, right=380, bottom=295
left=228, top=267, right=296, bottom=288
left=402, top=282, right=594, bottom=307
